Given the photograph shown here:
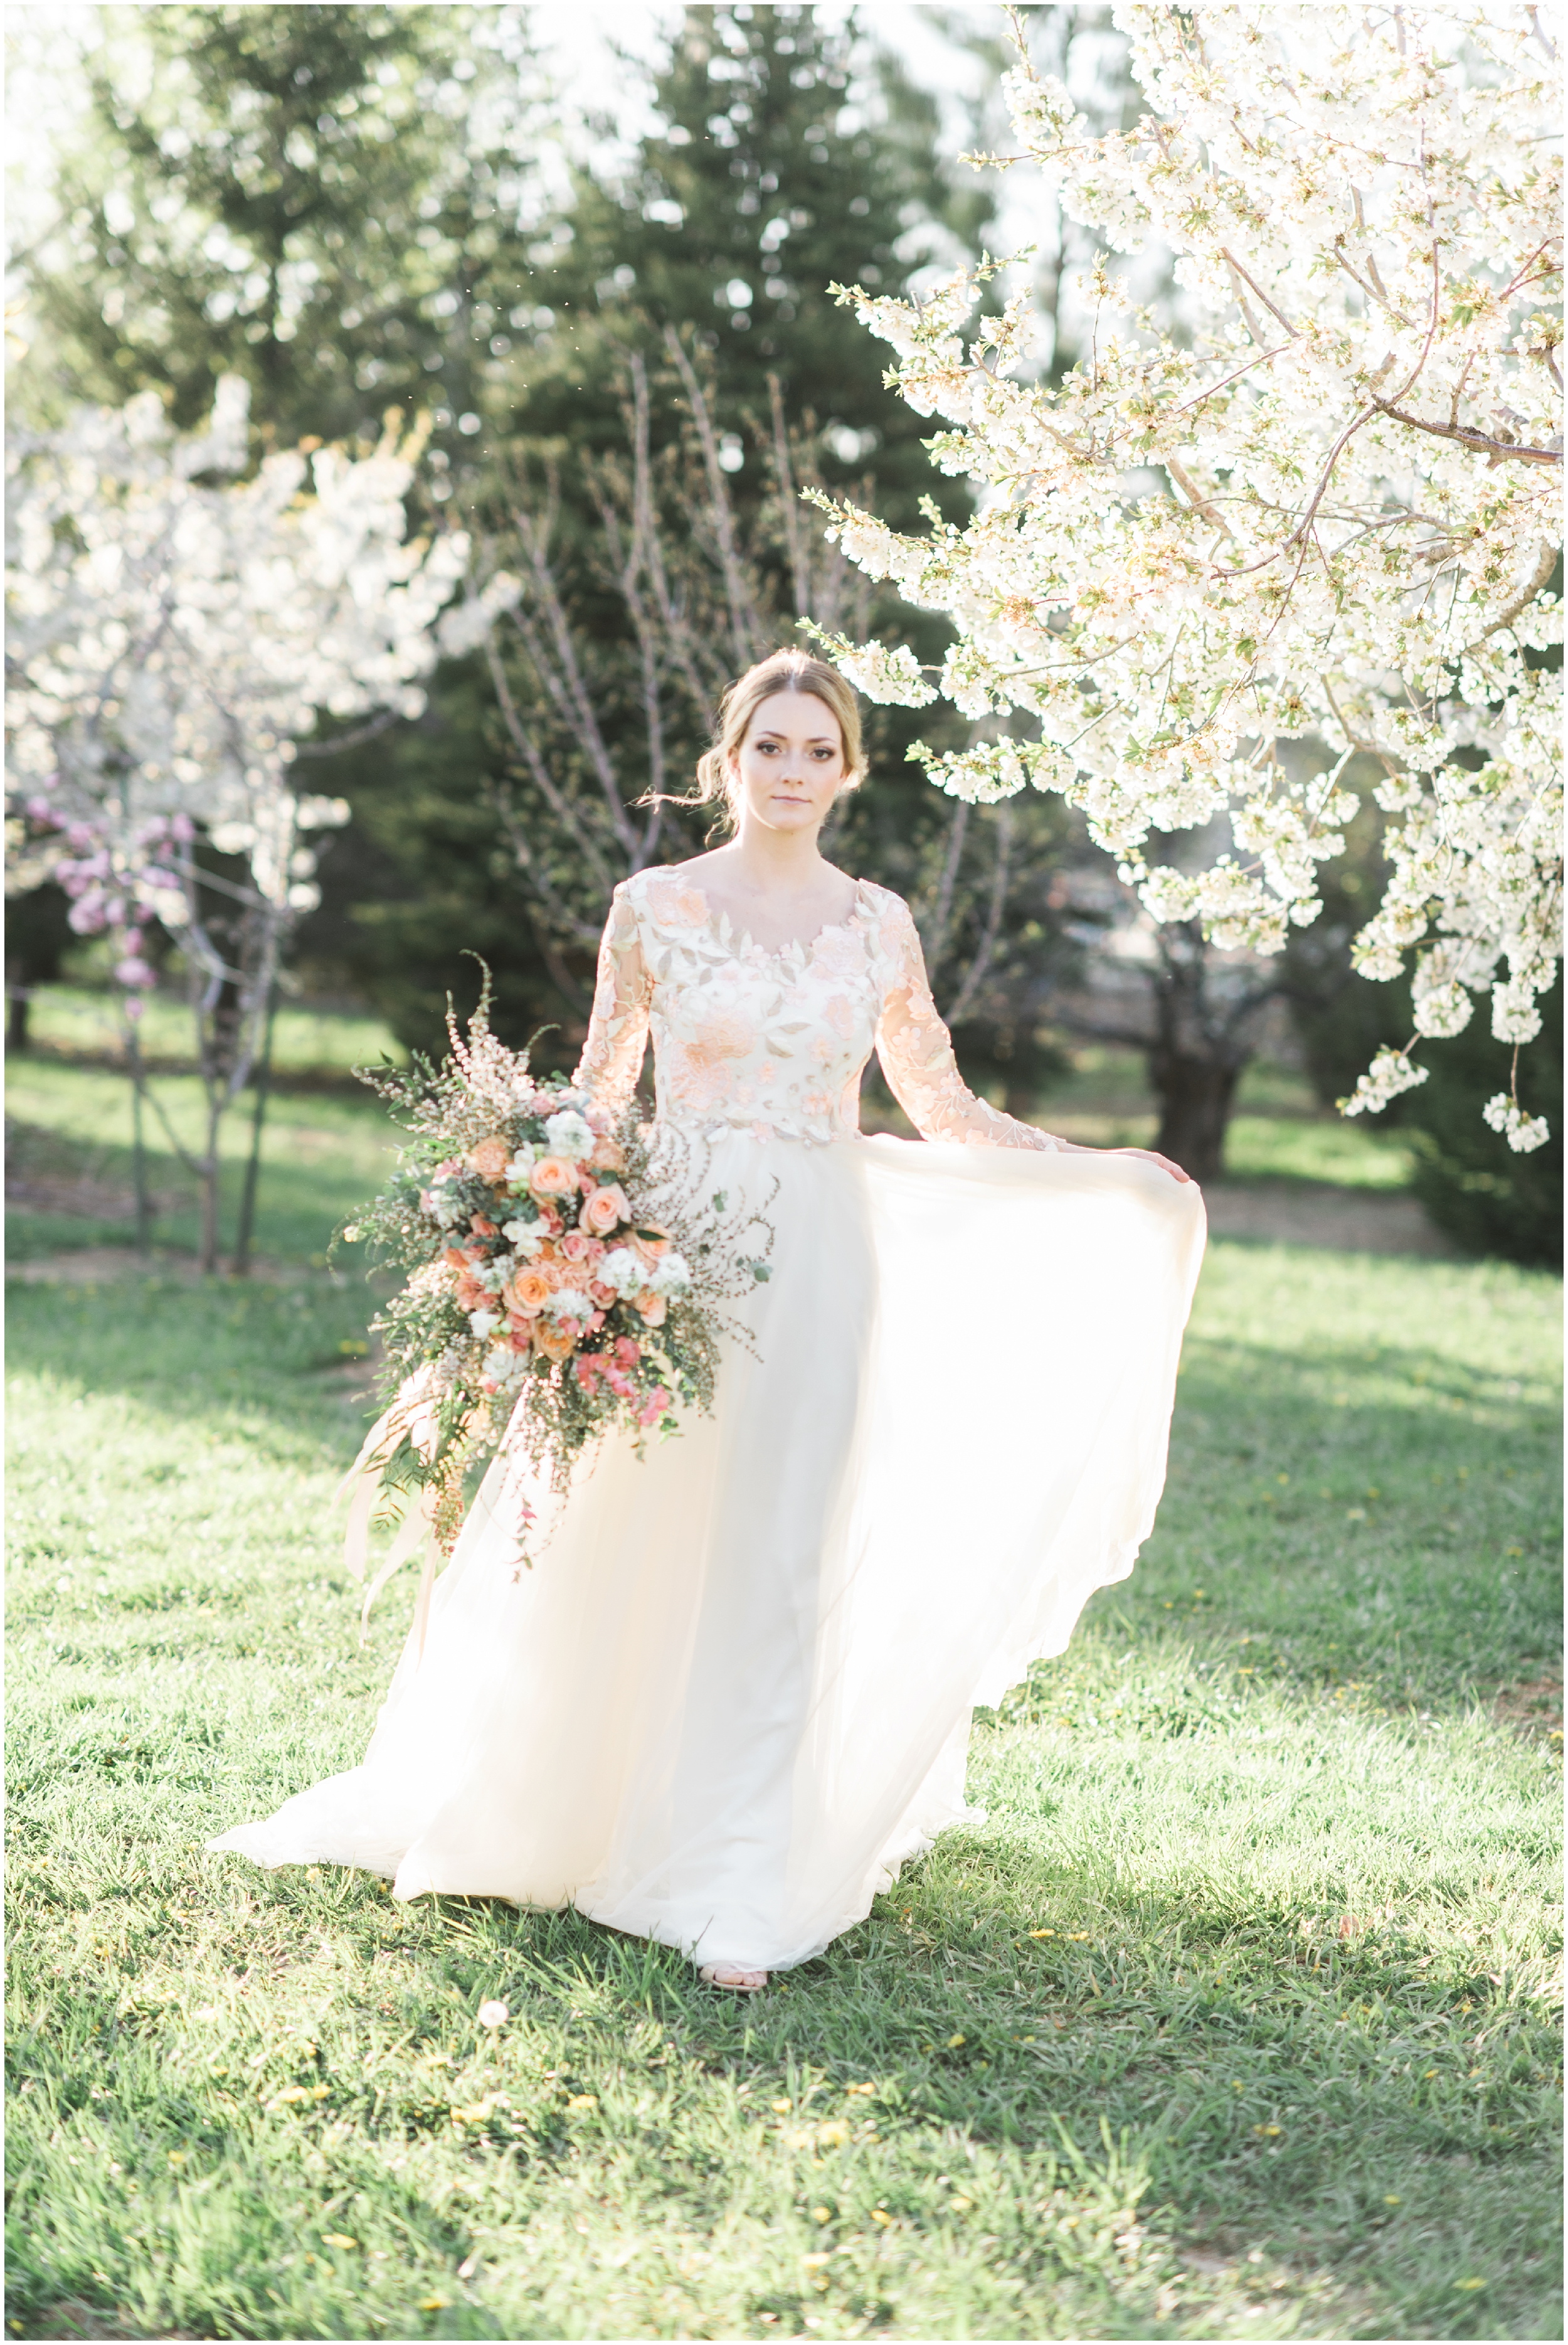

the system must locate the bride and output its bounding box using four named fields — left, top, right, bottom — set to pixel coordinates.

left=211, top=648, right=1205, bottom=1994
